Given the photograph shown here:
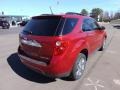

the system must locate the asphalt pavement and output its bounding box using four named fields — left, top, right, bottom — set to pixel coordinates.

left=0, top=24, right=120, bottom=90
left=0, top=27, right=22, bottom=35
